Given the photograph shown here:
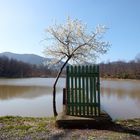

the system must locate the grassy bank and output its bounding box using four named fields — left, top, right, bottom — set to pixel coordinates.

left=0, top=116, right=140, bottom=140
